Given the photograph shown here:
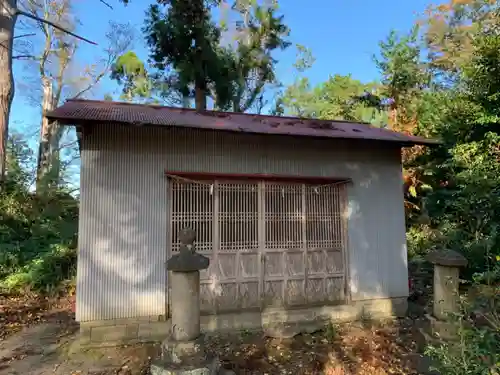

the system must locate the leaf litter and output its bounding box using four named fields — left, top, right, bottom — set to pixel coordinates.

left=0, top=294, right=426, bottom=374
